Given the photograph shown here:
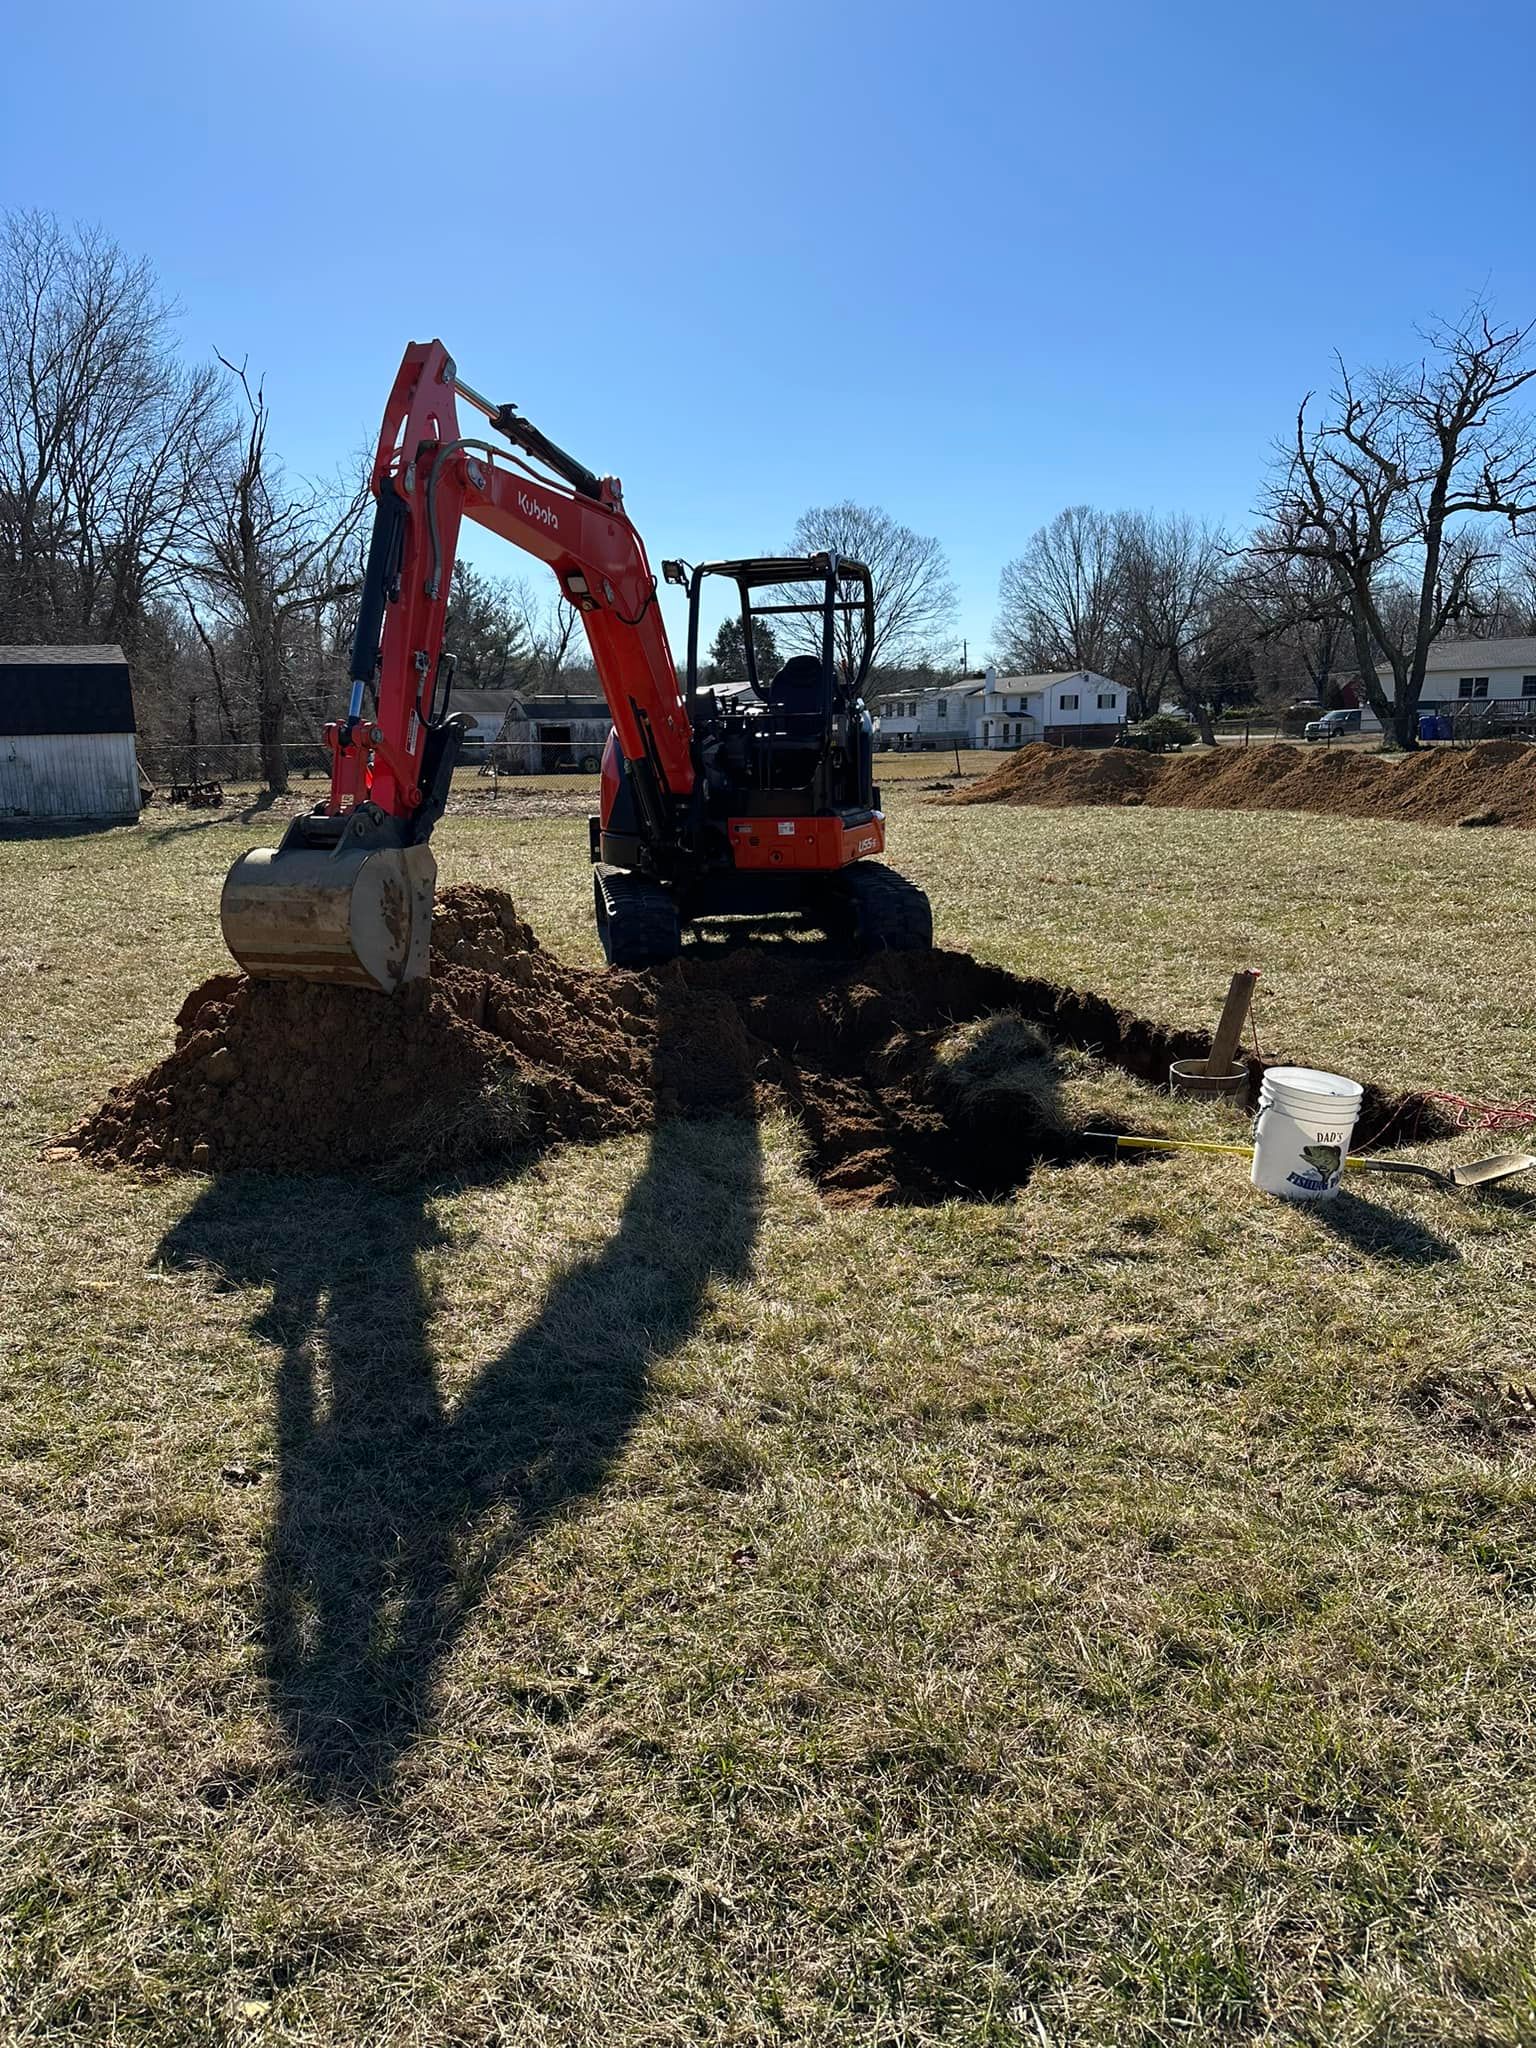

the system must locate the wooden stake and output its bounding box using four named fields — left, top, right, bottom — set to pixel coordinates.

left=1208, top=969, right=1259, bottom=1075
